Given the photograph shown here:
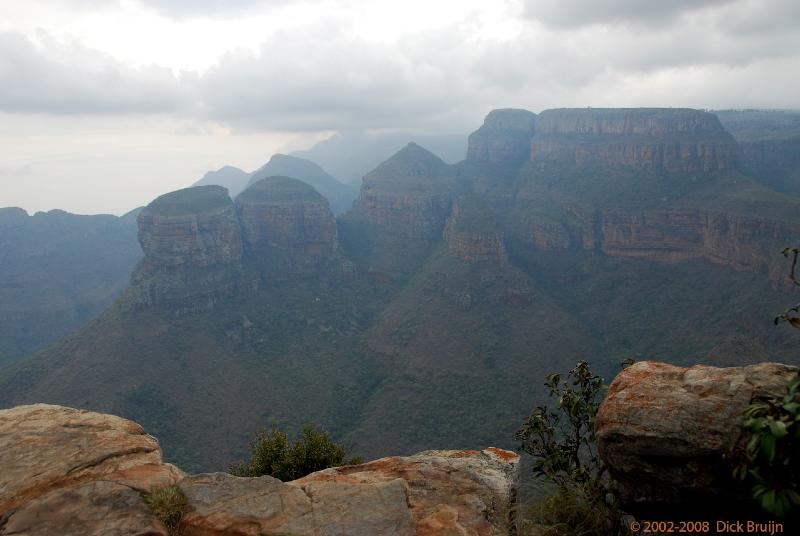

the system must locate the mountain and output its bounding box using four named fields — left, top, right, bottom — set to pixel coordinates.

left=192, top=165, right=251, bottom=198
left=291, top=130, right=467, bottom=184
left=192, top=155, right=357, bottom=214
left=0, top=207, right=141, bottom=366
left=715, top=109, right=800, bottom=196
left=248, top=154, right=358, bottom=215
left=2, top=107, right=799, bottom=474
